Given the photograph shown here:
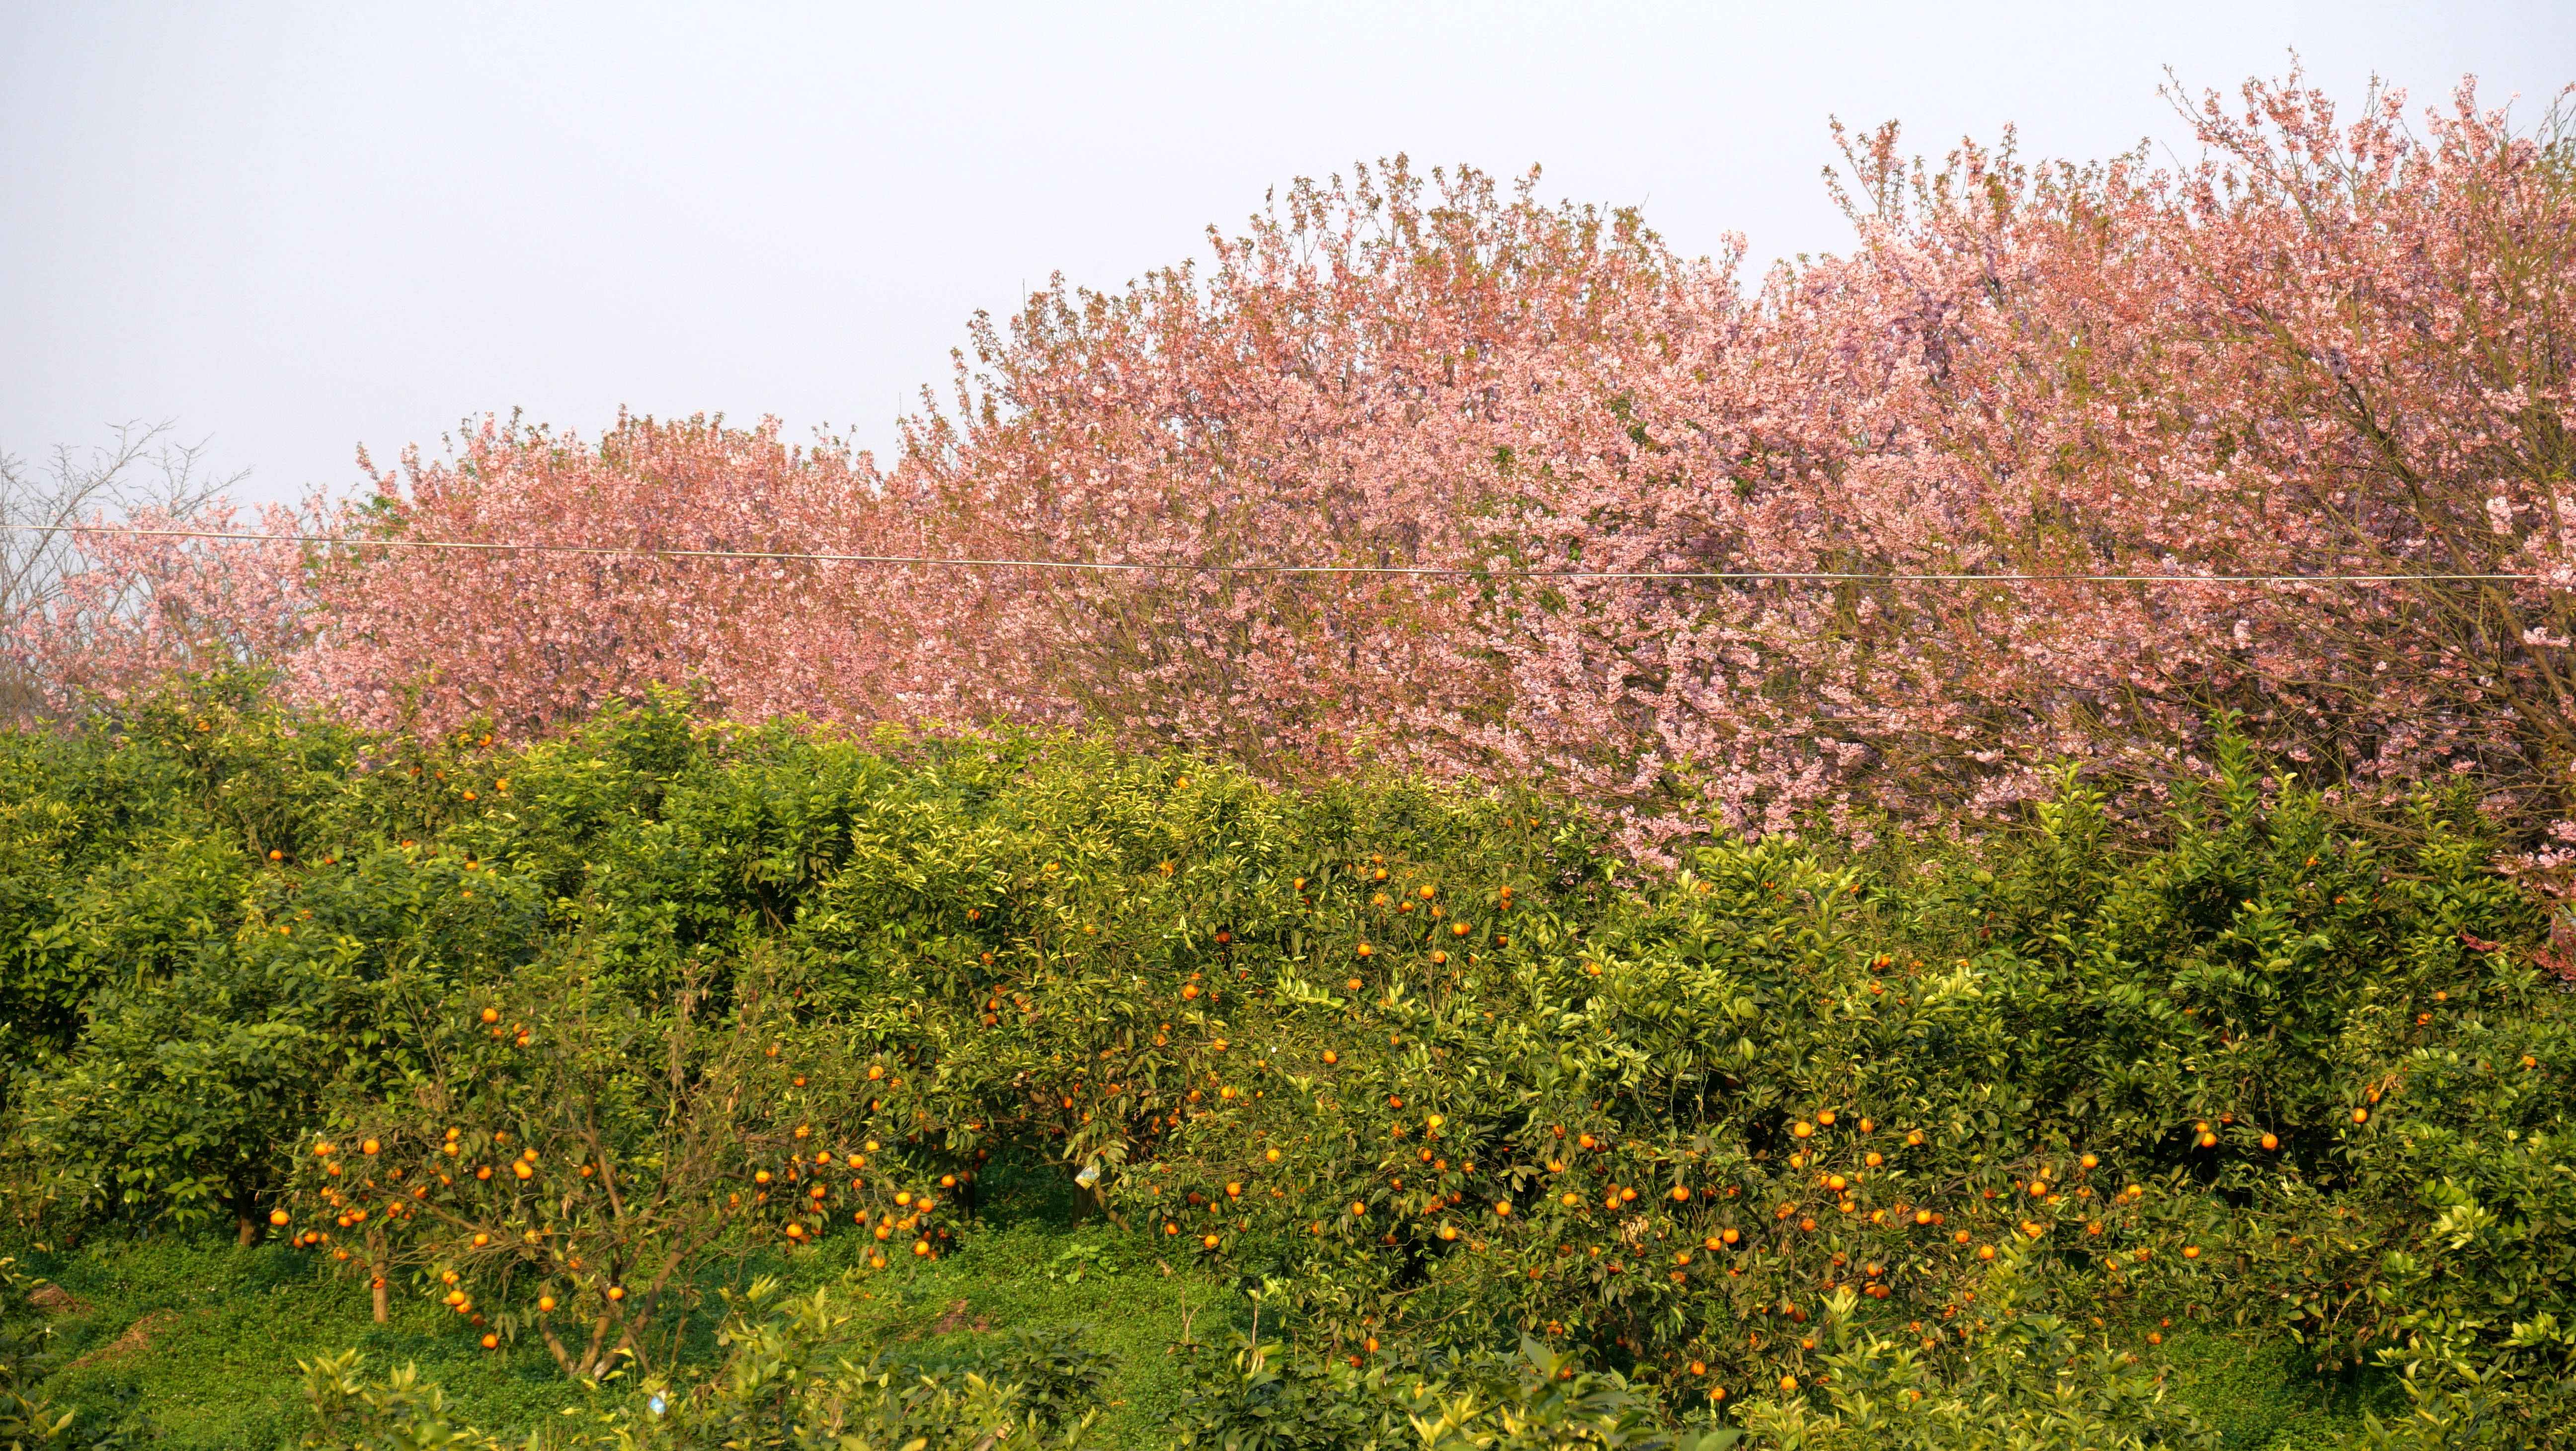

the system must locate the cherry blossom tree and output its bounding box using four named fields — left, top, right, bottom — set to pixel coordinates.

left=17, top=71, right=2572, bottom=858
